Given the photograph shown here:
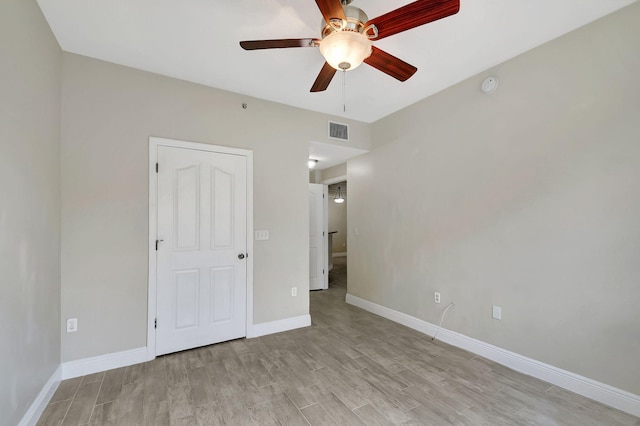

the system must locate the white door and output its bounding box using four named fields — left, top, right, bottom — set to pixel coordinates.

left=309, top=183, right=328, bottom=290
left=156, top=145, right=247, bottom=355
